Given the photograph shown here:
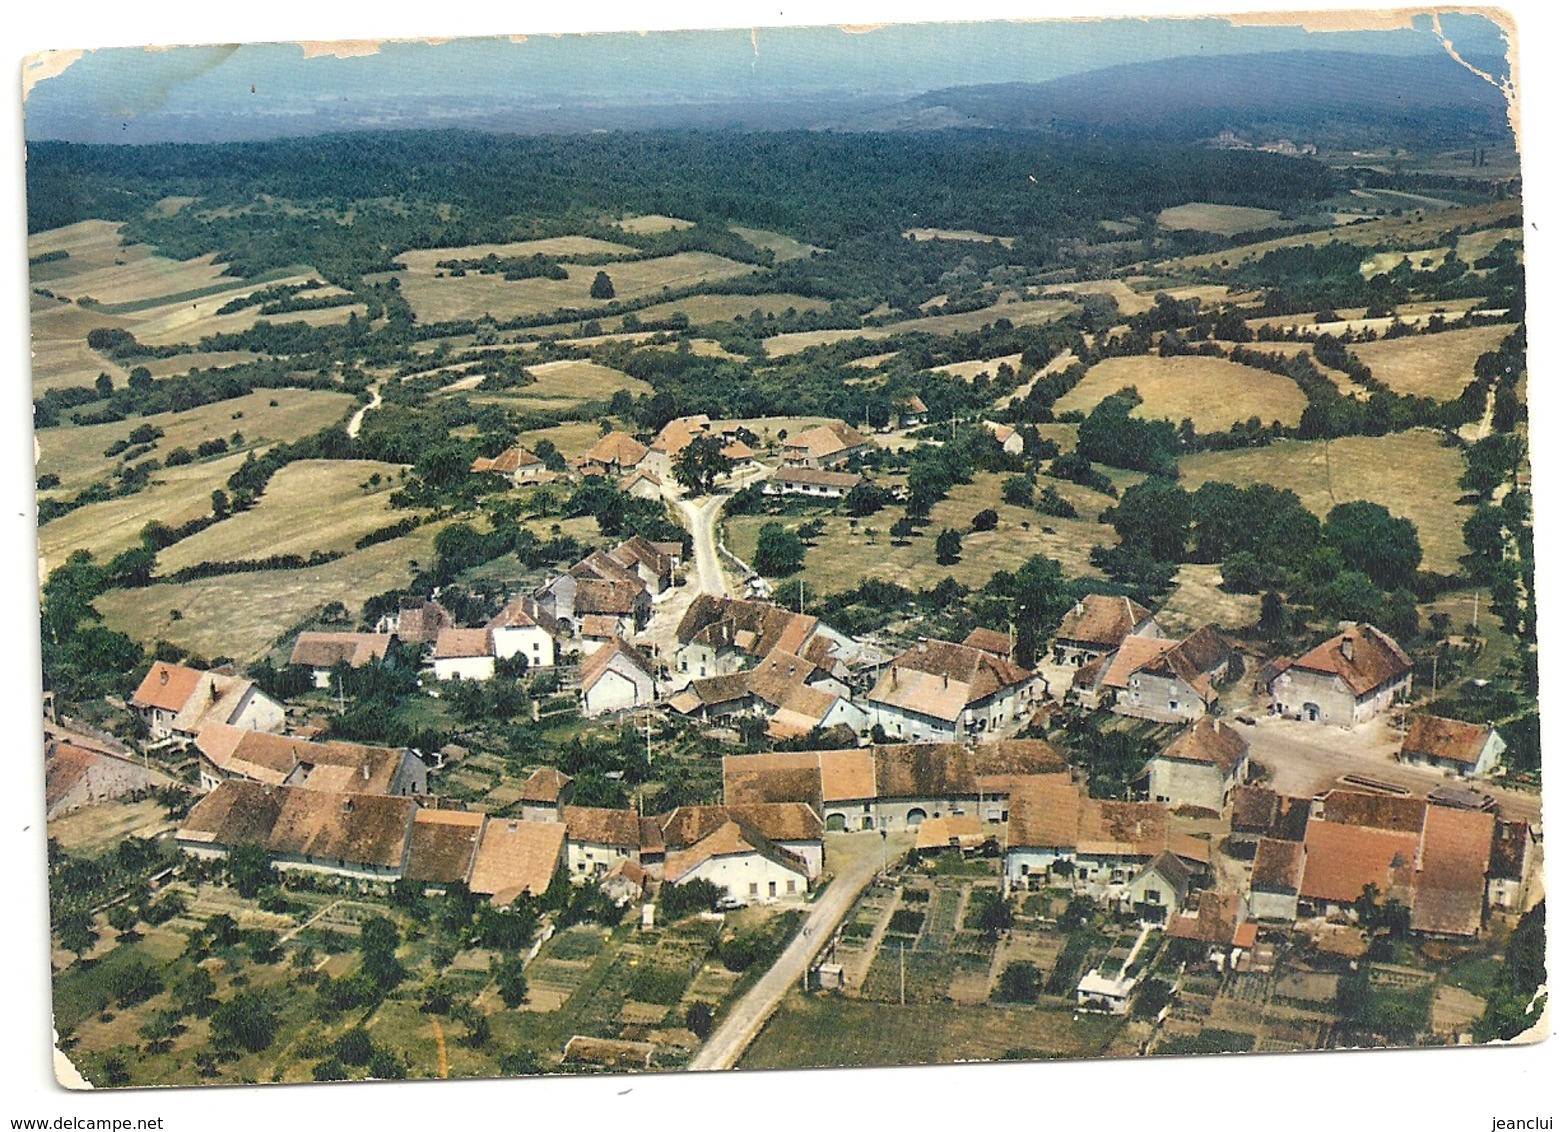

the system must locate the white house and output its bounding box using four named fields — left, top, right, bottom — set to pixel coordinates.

left=486, top=597, right=558, bottom=670
left=659, top=803, right=825, bottom=880
left=193, top=723, right=429, bottom=796
left=1141, top=716, right=1250, bottom=812
left=663, top=819, right=811, bottom=902
left=288, top=631, right=393, bottom=689
left=763, top=466, right=864, bottom=500
left=866, top=638, right=1043, bottom=742
left=982, top=420, right=1025, bottom=455
left=130, top=661, right=286, bottom=746
left=432, top=629, right=496, bottom=682
left=579, top=637, right=657, bottom=717
left=563, top=805, right=646, bottom=880
left=1248, top=837, right=1306, bottom=921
